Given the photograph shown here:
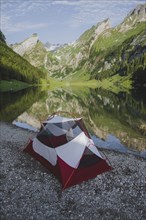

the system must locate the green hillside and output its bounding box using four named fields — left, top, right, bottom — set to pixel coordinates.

left=89, top=22, right=146, bottom=84
left=92, top=22, right=146, bottom=53
left=50, top=4, right=146, bottom=85
left=2, top=4, right=145, bottom=87
left=0, top=39, right=47, bottom=84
